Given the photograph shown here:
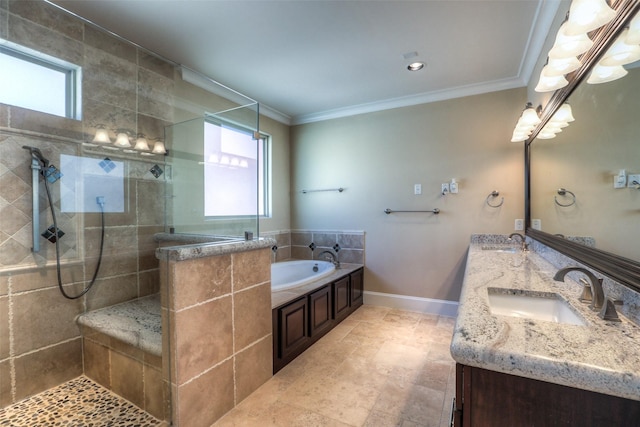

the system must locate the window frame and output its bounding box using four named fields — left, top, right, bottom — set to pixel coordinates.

left=203, top=117, right=271, bottom=220
left=0, top=40, right=82, bottom=120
